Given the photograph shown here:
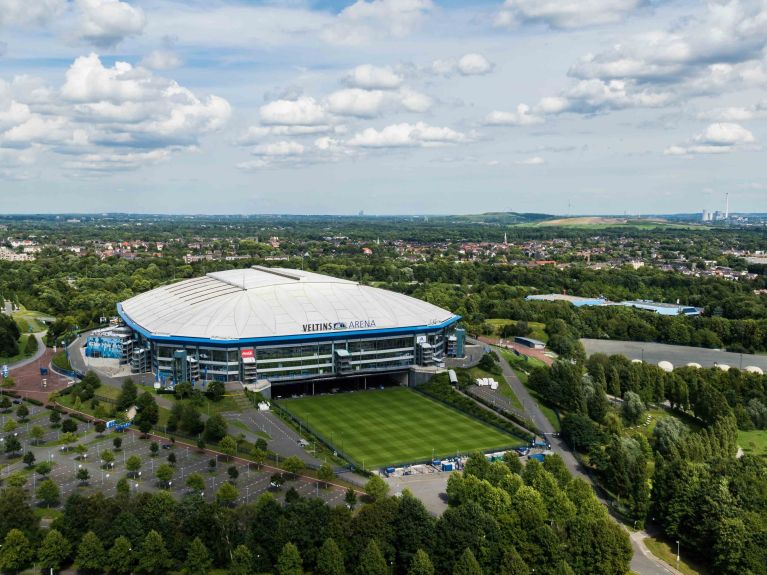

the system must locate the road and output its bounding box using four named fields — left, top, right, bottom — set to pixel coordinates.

left=6, top=332, right=46, bottom=369
left=493, top=350, right=678, bottom=575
